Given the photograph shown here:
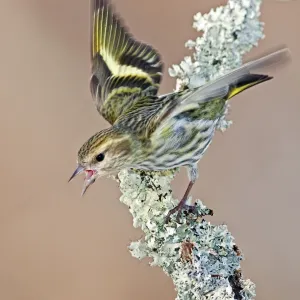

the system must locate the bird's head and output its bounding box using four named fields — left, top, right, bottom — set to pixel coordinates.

left=69, top=128, right=135, bottom=195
